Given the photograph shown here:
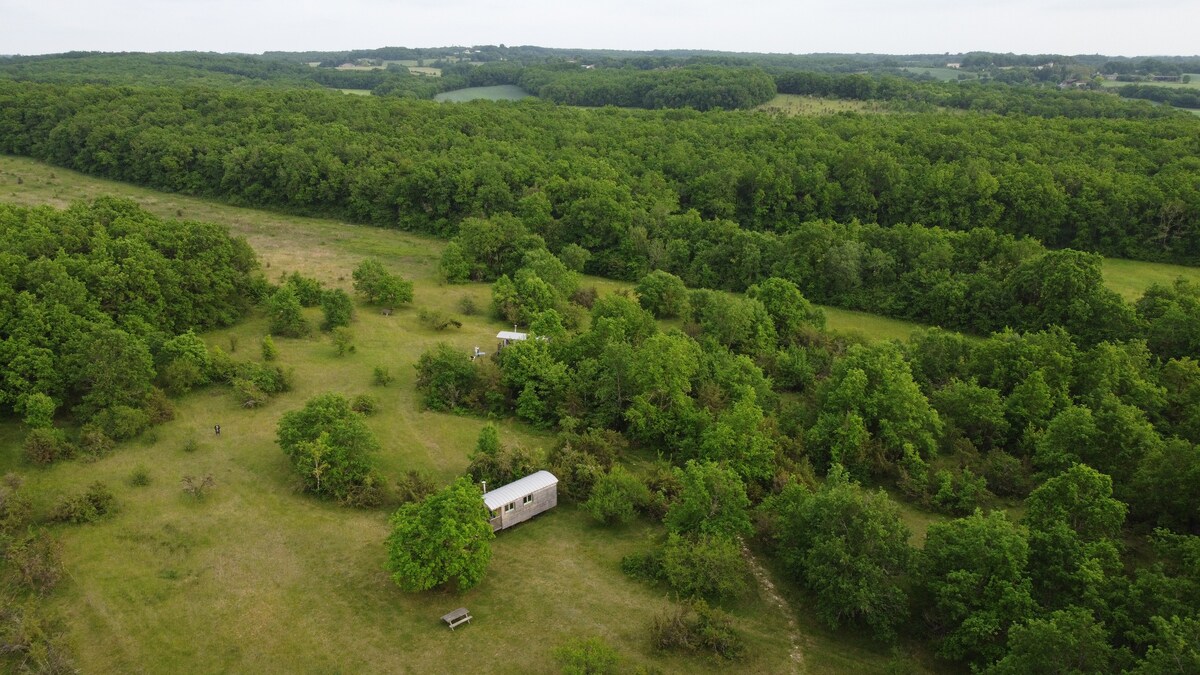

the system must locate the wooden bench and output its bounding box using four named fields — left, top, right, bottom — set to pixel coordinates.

left=441, top=607, right=472, bottom=630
